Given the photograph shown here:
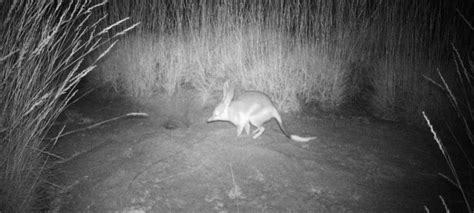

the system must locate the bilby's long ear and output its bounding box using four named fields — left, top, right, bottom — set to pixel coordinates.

left=222, top=80, right=234, bottom=106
